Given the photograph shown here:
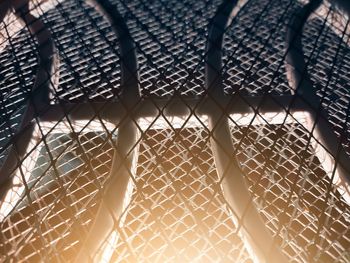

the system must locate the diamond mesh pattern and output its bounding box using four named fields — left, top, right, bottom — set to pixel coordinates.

left=222, top=0, right=300, bottom=96
left=229, top=114, right=350, bottom=262
left=303, top=15, right=350, bottom=155
left=111, top=124, right=251, bottom=262
left=114, top=0, right=222, bottom=97
left=0, top=27, right=37, bottom=165
left=0, top=0, right=349, bottom=262
left=1, top=130, right=116, bottom=262
left=43, top=0, right=122, bottom=102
